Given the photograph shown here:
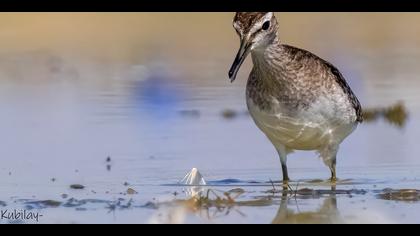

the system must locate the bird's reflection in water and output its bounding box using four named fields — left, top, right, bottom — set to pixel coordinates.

left=271, top=186, right=342, bottom=224
left=170, top=184, right=347, bottom=223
